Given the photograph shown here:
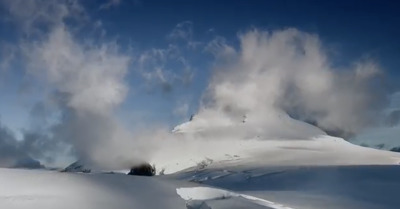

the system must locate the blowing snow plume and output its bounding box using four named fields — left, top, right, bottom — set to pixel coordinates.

left=177, top=29, right=386, bottom=139
left=0, top=0, right=152, bottom=169
left=23, top=25, right=150, bottom=169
